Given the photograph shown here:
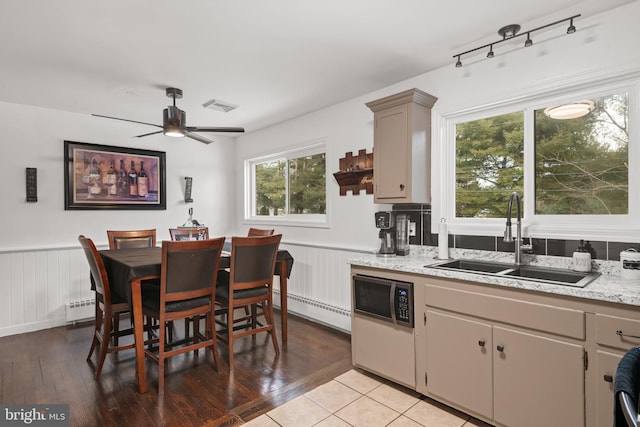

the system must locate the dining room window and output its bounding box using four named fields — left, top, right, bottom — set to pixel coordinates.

left=246, top=142, right=327, bottom=225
